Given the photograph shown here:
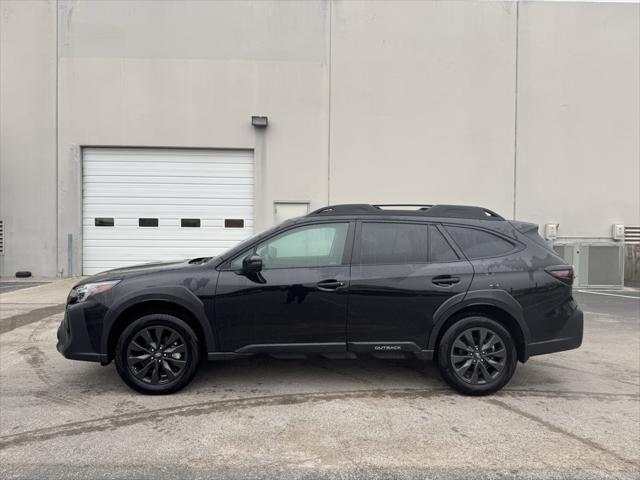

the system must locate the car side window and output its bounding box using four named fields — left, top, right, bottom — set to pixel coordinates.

left=445, top=225, right=515, bottom=259
left=250, top=223, right=349, bottom=269
left=429, top=225, right=458, bottom=262
left=359, top=222, right=429, bottom=264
